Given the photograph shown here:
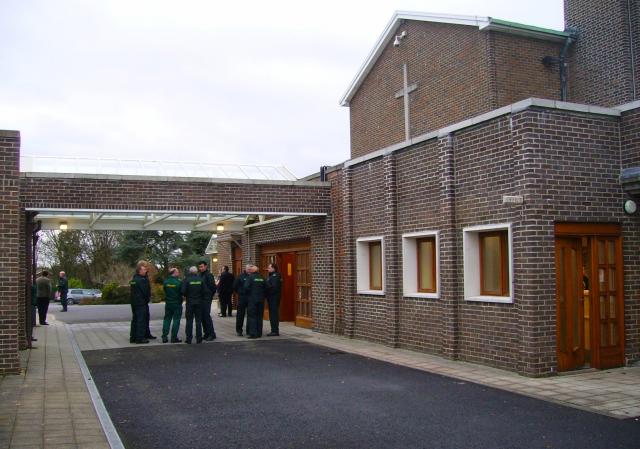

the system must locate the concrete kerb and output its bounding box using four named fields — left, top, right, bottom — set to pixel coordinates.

left=65, top=323, right=124, bottom=449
